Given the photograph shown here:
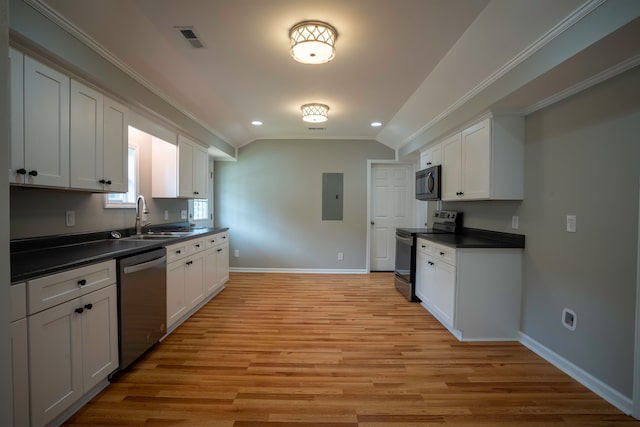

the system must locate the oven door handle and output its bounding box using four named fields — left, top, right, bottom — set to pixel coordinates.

left=395, top=235, right=413, bottom=246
